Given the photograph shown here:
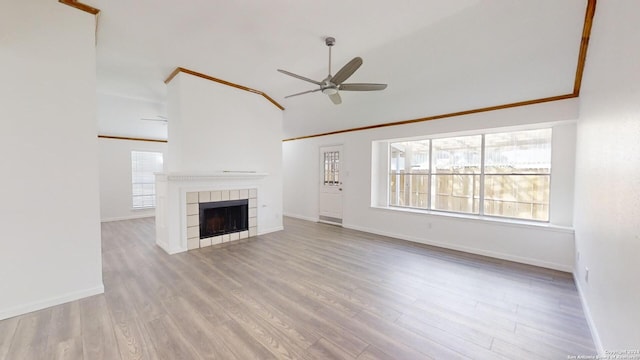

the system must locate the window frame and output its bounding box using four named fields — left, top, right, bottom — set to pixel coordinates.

left=131, top=150, right=164, bottom=210
left=387, top=128, right=553, bottom=222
